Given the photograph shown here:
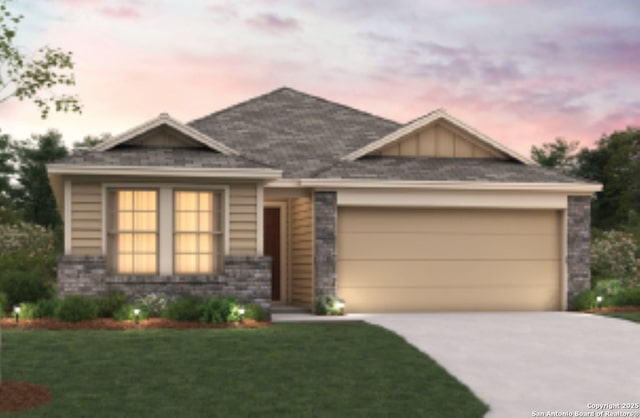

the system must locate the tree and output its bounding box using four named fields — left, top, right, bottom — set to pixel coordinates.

left=0, top=0, right=81, bottom=118
left=531, top=137, right=579, bottom=174
left=13, top=130, right=68, bottom=228
left=0, top=131, right=14, bottom=206
left=73, top=133, right=111, bottom=149
left=575, top=127, right=640, bottom=231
